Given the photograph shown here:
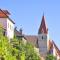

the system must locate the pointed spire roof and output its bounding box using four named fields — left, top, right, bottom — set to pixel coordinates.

left=38, top=14, right=48, bottom=34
